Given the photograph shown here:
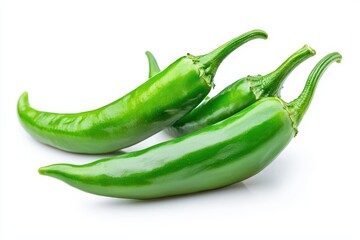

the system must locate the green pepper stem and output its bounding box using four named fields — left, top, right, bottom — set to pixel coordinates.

left=197, top=29, right=268, bottom=82
left=260, top=45, right=316, bottom=97
left=287, top=52, right=342, bottom=127
left=145, top=51, right=161, bottom=78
